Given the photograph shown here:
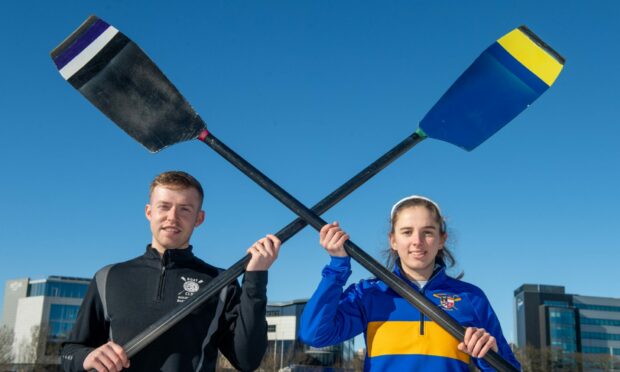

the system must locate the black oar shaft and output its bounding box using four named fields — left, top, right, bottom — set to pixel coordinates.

left=202, top=131, right=518, bottom=372
left=276, top=131, right=425, bottom=242
left=123, top=130, right=425, bottom=357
